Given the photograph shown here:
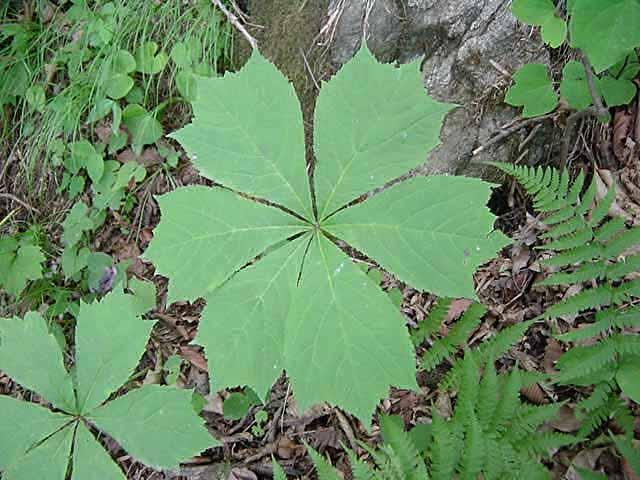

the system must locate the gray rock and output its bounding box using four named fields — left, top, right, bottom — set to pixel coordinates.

left=327, top=0, right=555, bottom=179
